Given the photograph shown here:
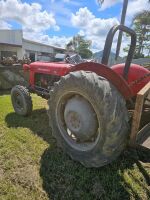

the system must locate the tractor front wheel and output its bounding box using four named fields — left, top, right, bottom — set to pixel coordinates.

left=48, top=71, right=129, bottom=167
left=11, top=85, right=33, bottom=116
